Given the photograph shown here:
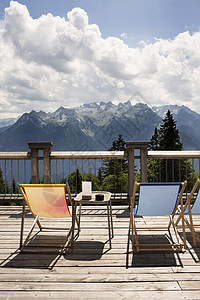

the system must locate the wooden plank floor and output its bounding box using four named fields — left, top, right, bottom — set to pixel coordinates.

left=0, top=205, right=200, bottom=299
